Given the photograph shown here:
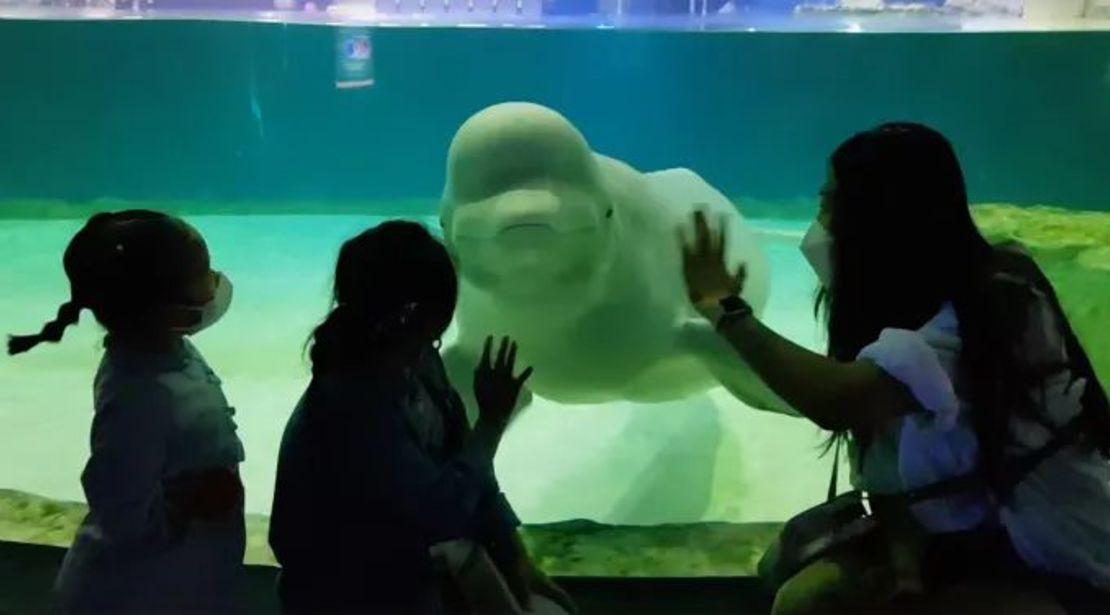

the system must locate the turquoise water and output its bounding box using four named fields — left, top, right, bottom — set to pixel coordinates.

left=1, top=22, right=1109, bottom=210
left=0, top=19, right=1107, bottom=547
